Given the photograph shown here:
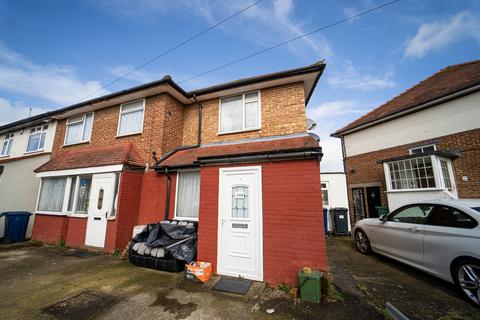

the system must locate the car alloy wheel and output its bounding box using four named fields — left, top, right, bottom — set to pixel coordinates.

left=456, top=261, right=480, bottom=307
left=355, top=229, right=371, bottom=254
